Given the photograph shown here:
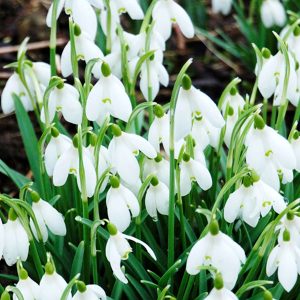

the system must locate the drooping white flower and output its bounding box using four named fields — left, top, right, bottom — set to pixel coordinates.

left=291, top=131, right=300, bottom=172
left=73, top=282, right=106, bottom=300
left=108, top=125, right=157, bottom=185
left=41, top=83, right=83, bottom=124
left=53, top=140, right=96, bottom=197
left=105, top=223, right=156, bottom=284
left=266, top=230, right=300, bottom=292
left=152, top=0, right=194, bottom=41
left=224, top=172, right=286, bottom=227
left=174, top=75, right=225, bottom=141
left=260, top=0, right=286, bottom=28
left=186, top=220, right=246, bottom=289
left=39, top=262, right=71, bottom=300
left=46, top=0, right=97, bottom=40
left=3, top=209, right=29, bottom=266
left=86, top=63, right=132, bottom=124
left=145, top=176, right=169, bottom=220
left=106, top=176, right=140, bottom=232
left=212, top=0, right=232, bottom=15
left=180, top=153, right=212, bottom=196
left=29, top=191, right=66, bottom=243
left=245, top=116, right=296, bottom=191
